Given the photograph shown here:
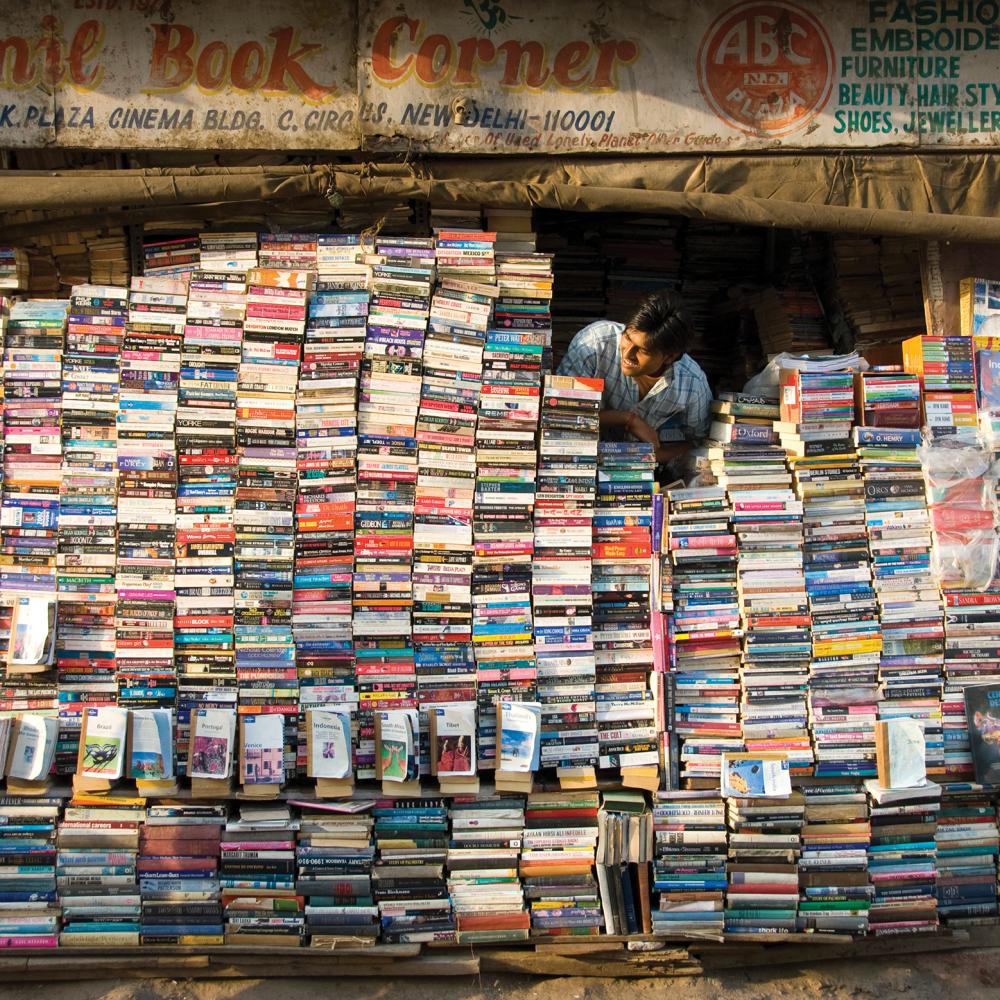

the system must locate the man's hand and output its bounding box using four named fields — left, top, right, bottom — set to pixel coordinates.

left=654, top=441, right=692, bottom=466
left=624, top=414, right=660, bottom=449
